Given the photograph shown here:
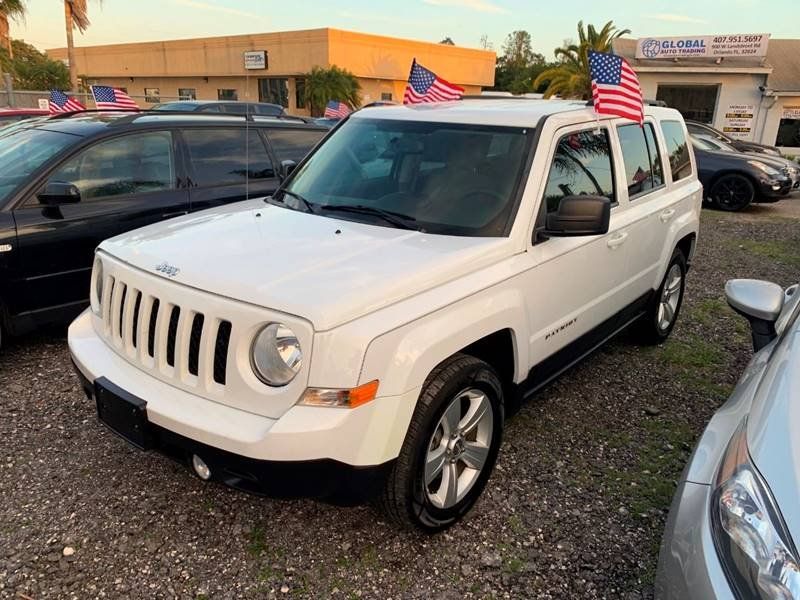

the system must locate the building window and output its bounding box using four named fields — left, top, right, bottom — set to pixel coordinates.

left=144, top=88, right=160, bottom=103
left=218, top=89, right=238, bottom=101
left=258, top=78, right=288, bottom=108
left=381, top=92, right=392, bottom=101
left=655, top=84, right=719, bottom=124
left=295, top=77, right=306, bottom=109
left=776, top=119, right=800, bottom=148
left=178, top=88, right=196, bottom=100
